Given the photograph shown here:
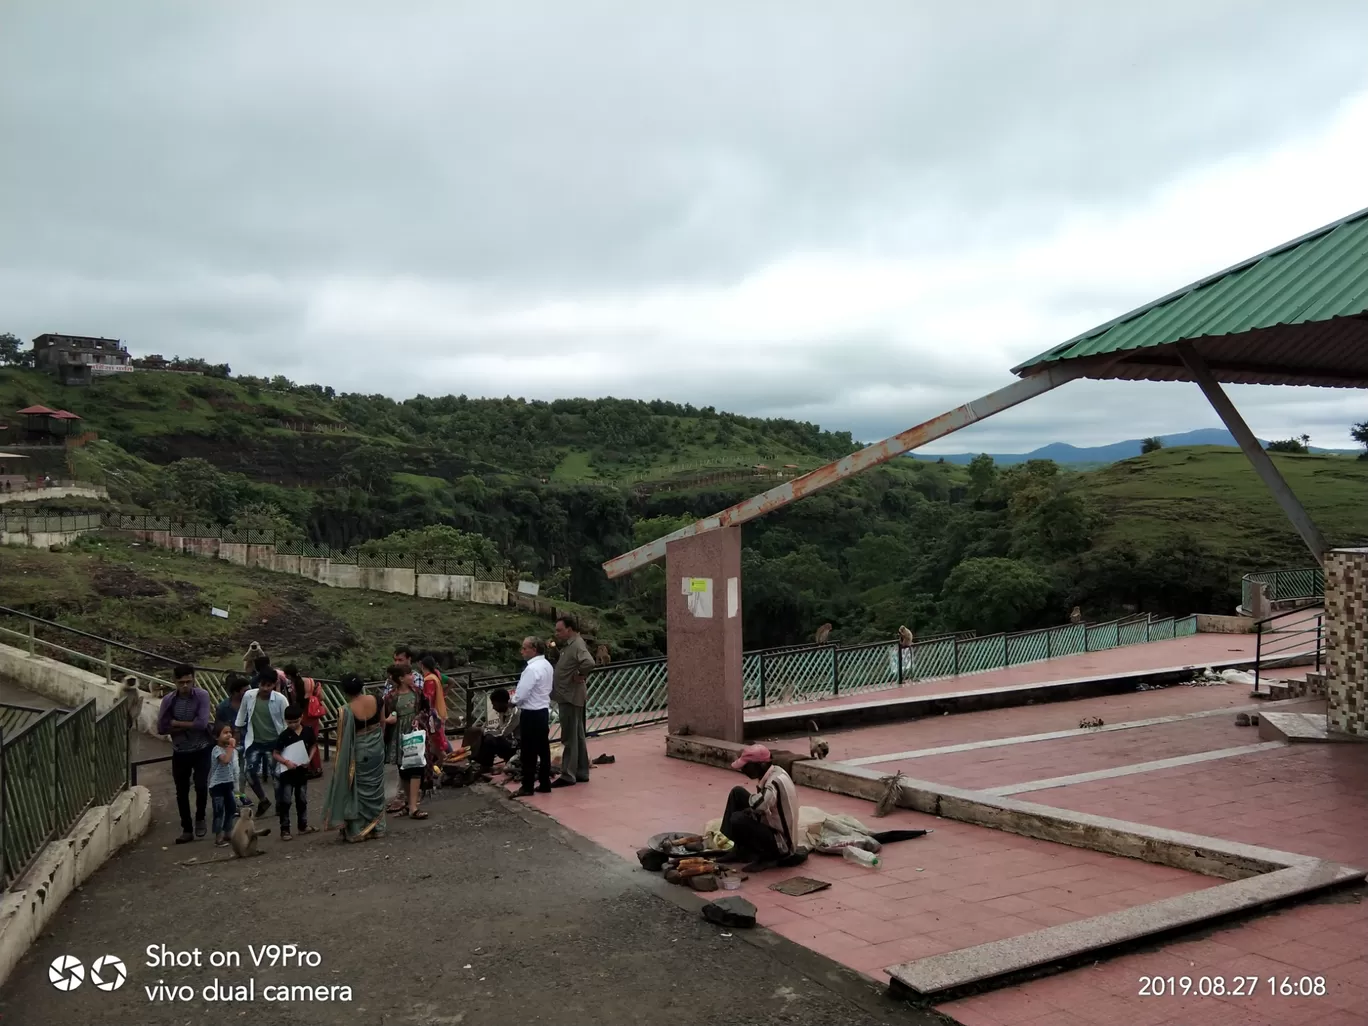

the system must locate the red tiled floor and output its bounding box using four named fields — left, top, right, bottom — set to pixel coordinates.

left=761, top=681, right=1286, bottom=763
left=522, top=723, right=1218, bottom=989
